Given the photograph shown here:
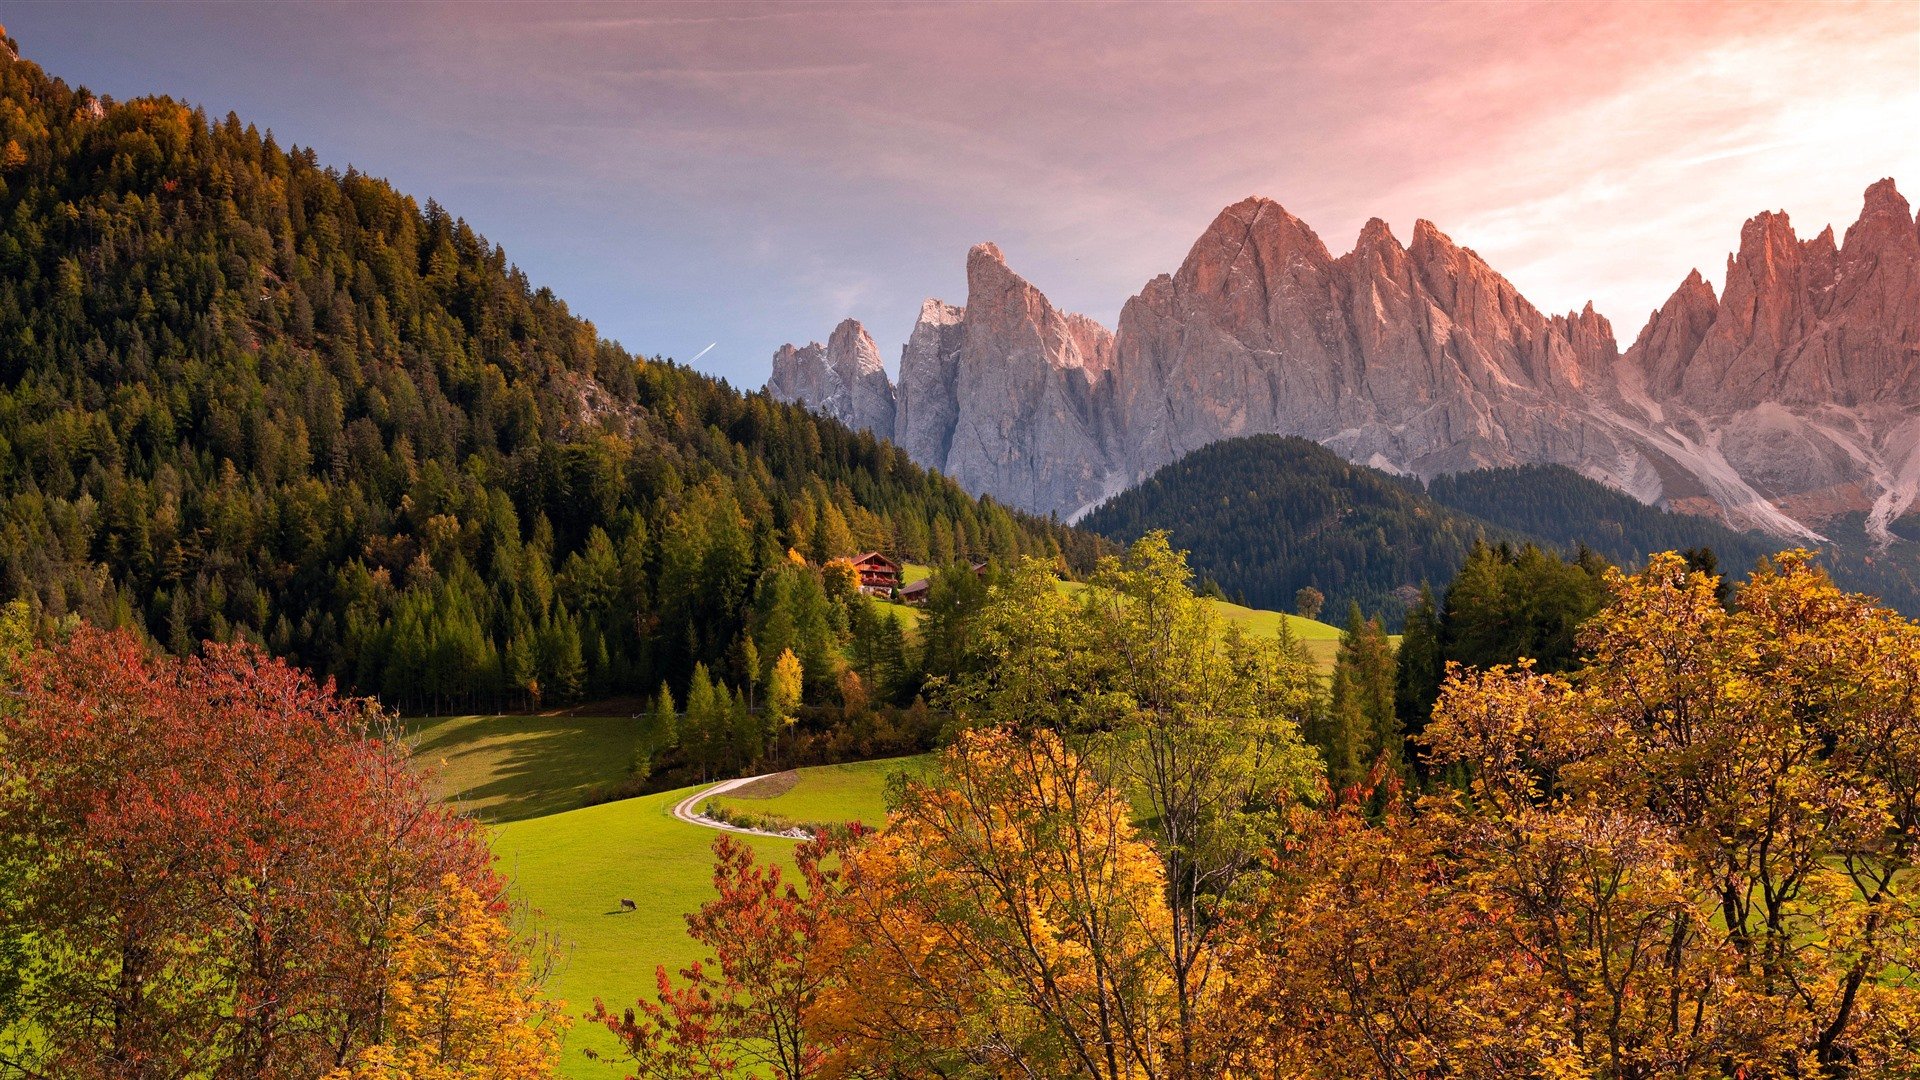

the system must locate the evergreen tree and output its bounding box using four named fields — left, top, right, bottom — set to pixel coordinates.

left=1392, top=584, right=1443, bottom=769
left=918, top=563, right=989, bottom=682
left=650, top=680, right=678, bottom=748
left=683, top=663, right=721, bottom=782
left=875, top=609, right=912, bottom=704
left=1319, top=603, right=1399, bottom=791
left=727, top=684, right=760, bottom=769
